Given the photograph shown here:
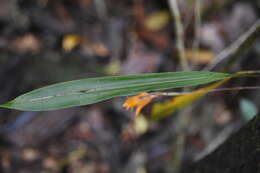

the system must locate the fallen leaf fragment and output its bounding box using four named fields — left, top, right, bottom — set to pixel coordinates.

left=133, top=115, right=149, bottom=135
left=62, top=34, right=82, bottom=51
left=105, top=59, right=121, bottom=75
left=22, top=148, right=40, bottom=161
left=13, top=34, right=41, bottom=53
left=144, top=11, right=170, bottom=31
left=185, top=49, right=215, bottom=65
left=123, top=92, right=158, bottom=116
left=92, top=43, right=110, bottom=57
